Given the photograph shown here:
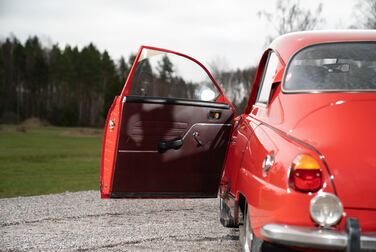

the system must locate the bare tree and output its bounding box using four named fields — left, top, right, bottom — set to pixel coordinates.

left=258, top=0, right=324, bottom=44
left=352, top=0, right=376, bottom=29
left=208, top=58, right=256, bottom=114
left=208, top=56, right=230, bottom=80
